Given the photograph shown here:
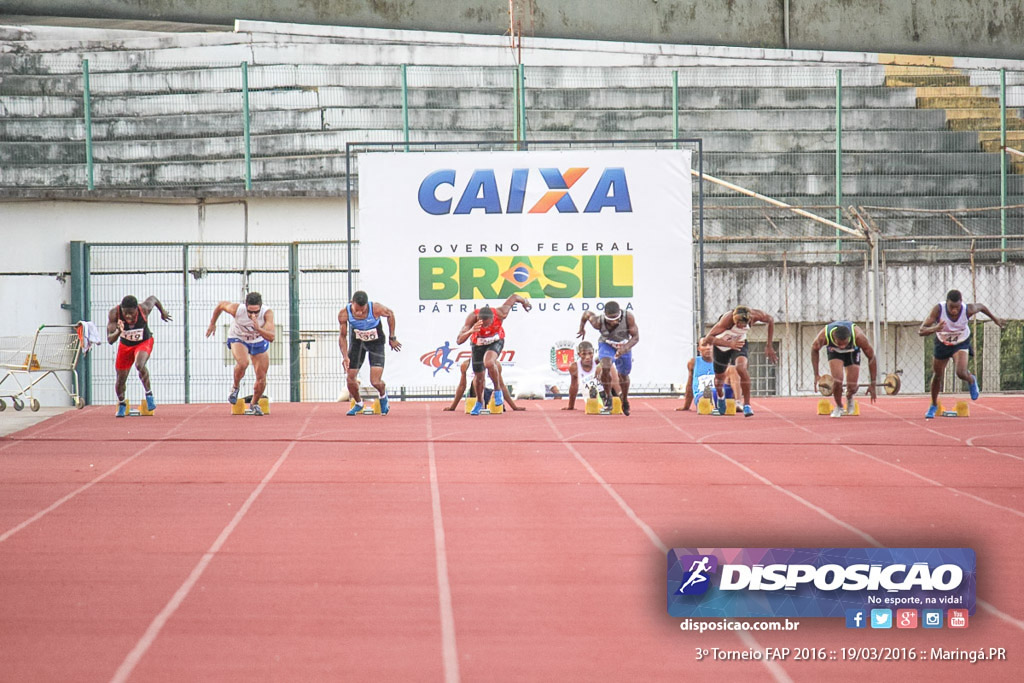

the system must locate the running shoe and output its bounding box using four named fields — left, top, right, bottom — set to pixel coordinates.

left=228, top=387, right=239, bottom=405
left=250, top=403, right=264, bottom=416
left=145, top=394, right=156, bottom=412
left=844, top=400, right=857, bottom=416
left=830, top=406, right=844, bottom=418
left=347, top=403, right=364, bottom=416
left=621, top=398, right=630, bottom=416
left=494, top=389, right=504, bottom=407
left=716, top=398, right=726, bottom=415
left=470, top=400, right=484, bottom=415
left=743, top=404, right=754, bottom=417
left=116, top=402, right=127, bottom=418
left=925, top=404, right=938, bottom=419
left=380, top=396, right=390, bottom=415
left=969, top=375, right=980, bottom=401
